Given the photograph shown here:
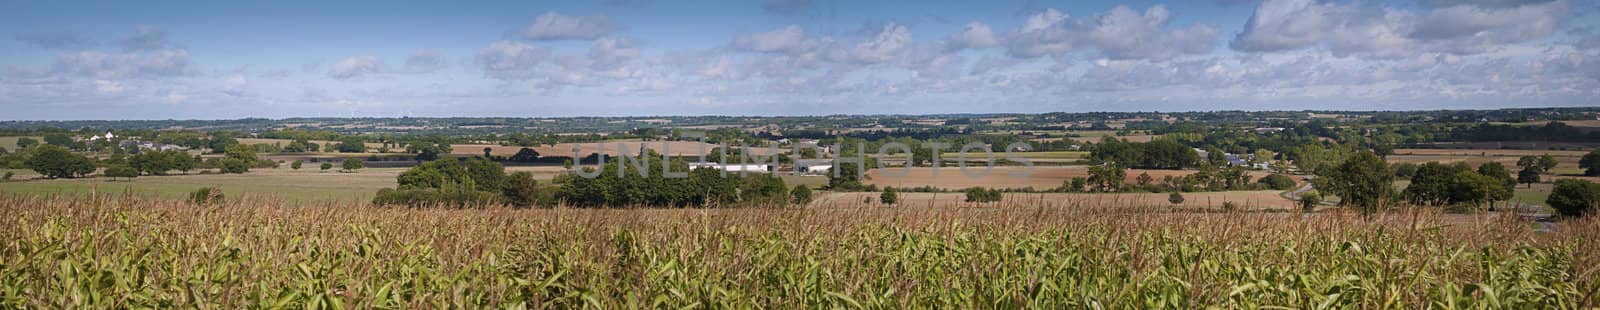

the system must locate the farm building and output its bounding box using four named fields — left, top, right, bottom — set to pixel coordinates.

left=794, top=159, right=833, bottom=175
left=688, top=162, right=773, bottom=172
